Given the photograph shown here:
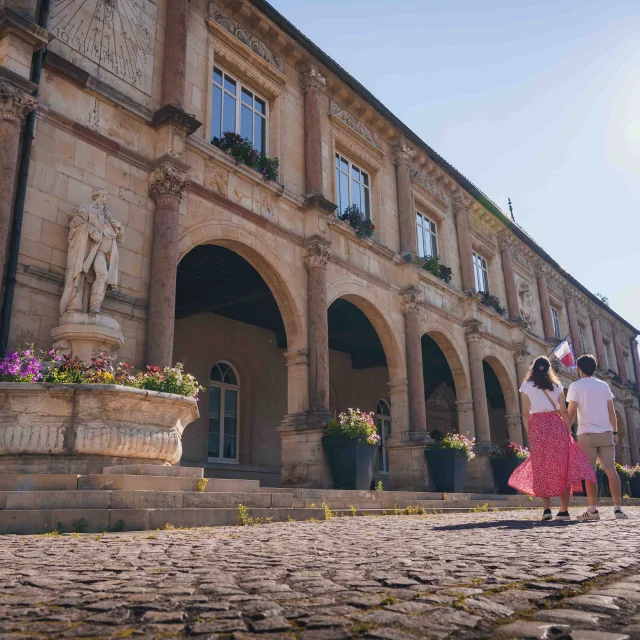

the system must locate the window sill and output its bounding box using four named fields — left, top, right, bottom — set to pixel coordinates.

left=417, top=267, right=465, bottom=299
left=327, top=216, right=397, bottom=262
